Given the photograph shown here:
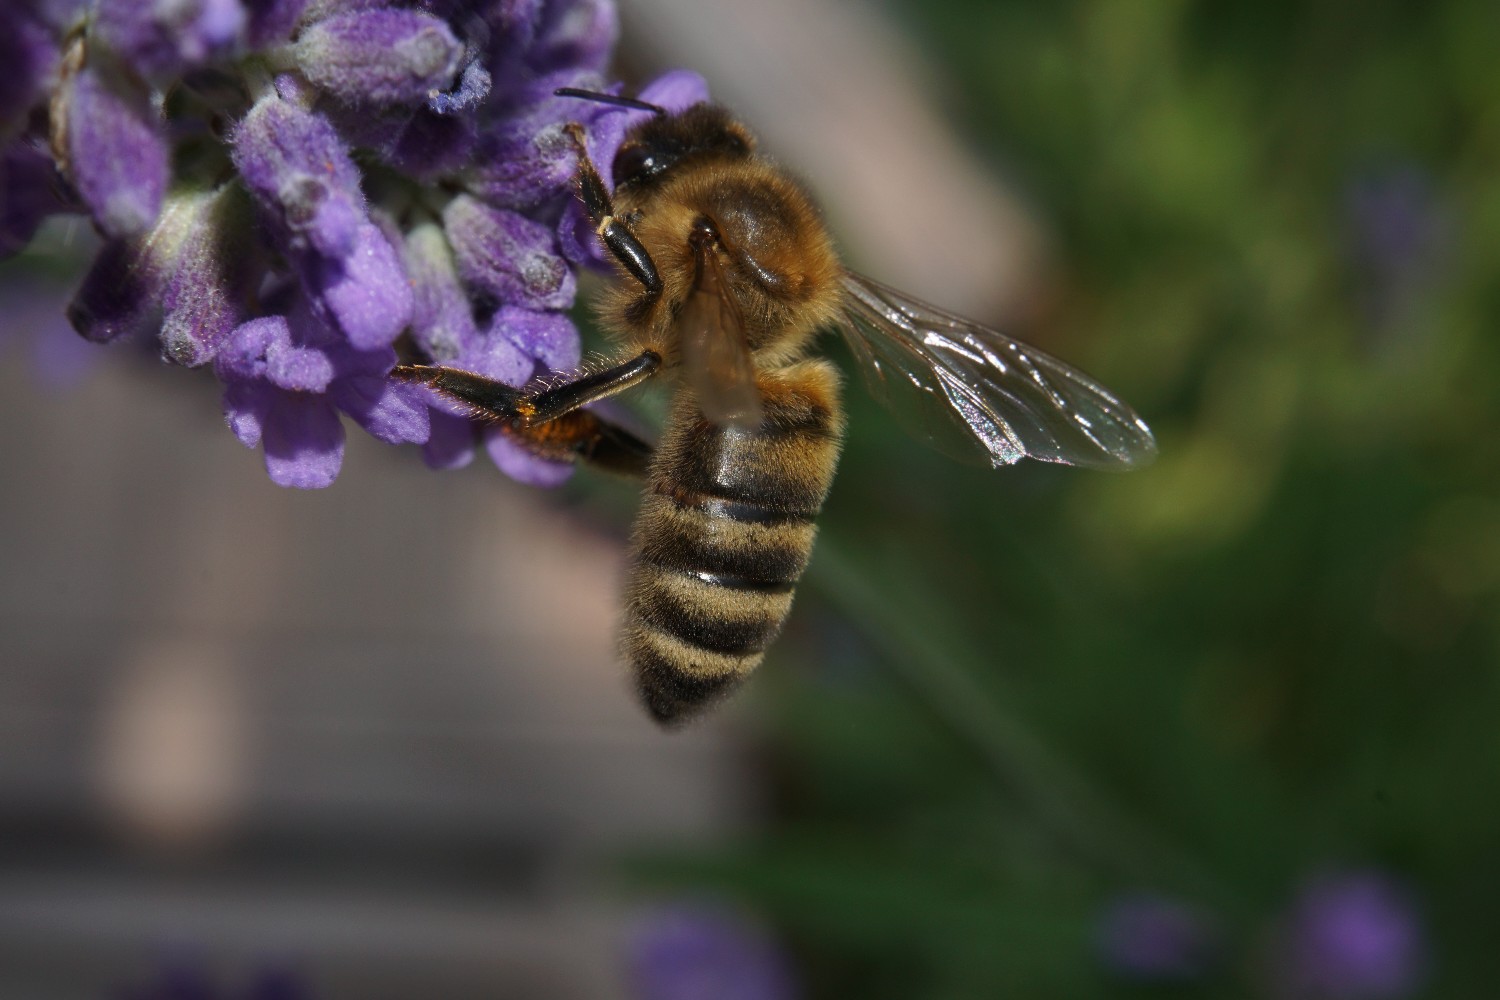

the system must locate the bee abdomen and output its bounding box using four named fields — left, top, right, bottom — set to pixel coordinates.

left=623, top=369, right=844, bottom=725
